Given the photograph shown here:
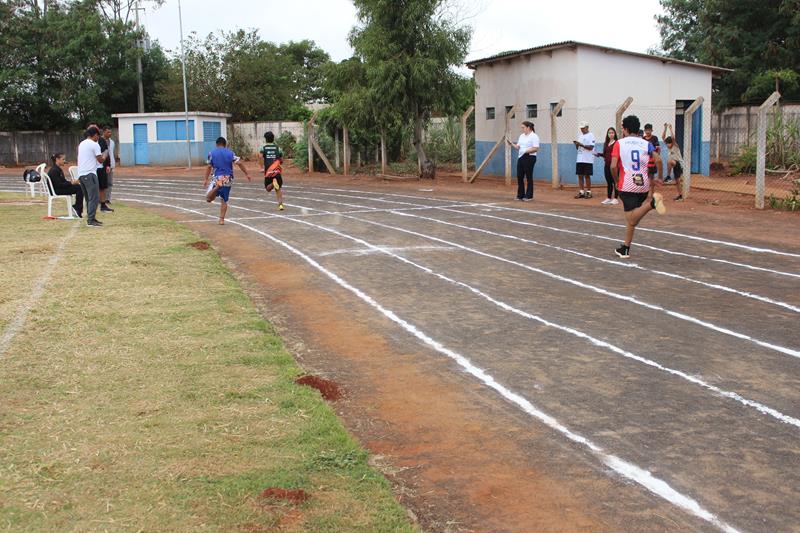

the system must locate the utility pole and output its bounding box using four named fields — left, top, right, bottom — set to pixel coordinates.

left=178, top=0, right=192, bottom=169
left=134, top=0, right=145, bottom=113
